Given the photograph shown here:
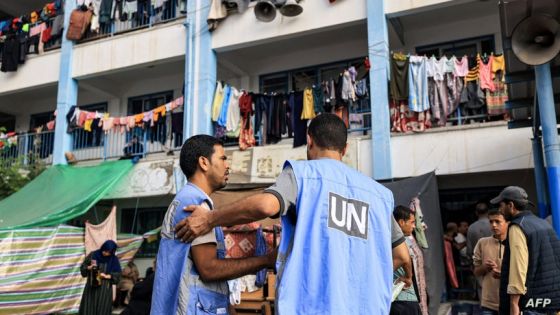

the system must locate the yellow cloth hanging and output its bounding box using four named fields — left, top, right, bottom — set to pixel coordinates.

left=84, top=119, right=93, bottom=132
left=211, top=82, right=225, bottom=122
left=301, top=88, right=316, bottom=120
left=491, top=55, right=506, bottom=81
